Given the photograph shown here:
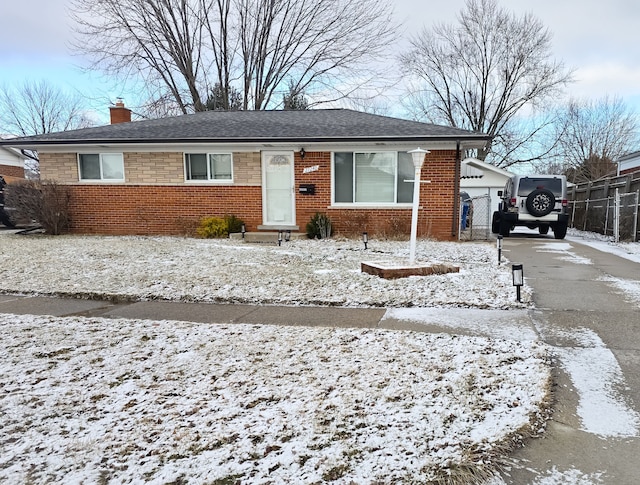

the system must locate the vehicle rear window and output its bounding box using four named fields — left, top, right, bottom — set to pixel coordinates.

left=517, top=178, right=563, bottom=197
